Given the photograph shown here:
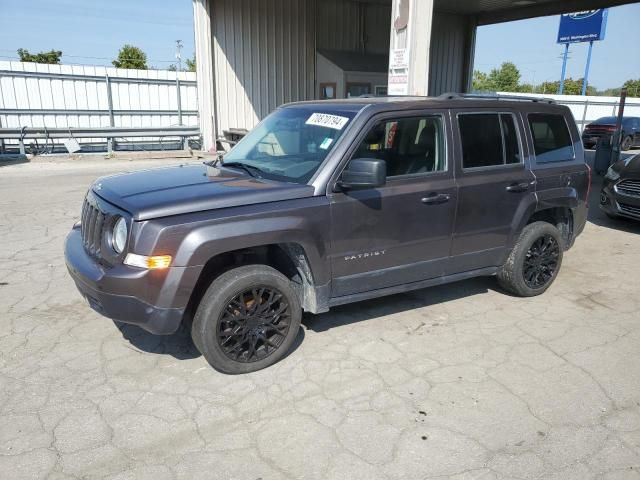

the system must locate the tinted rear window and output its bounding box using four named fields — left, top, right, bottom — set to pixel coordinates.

left=458, top=113, right=521, bottom=168
left=528, top=113, right=575, bottom=163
